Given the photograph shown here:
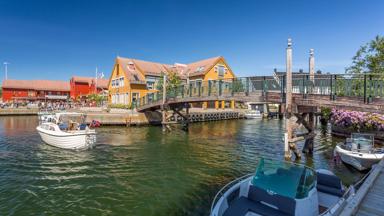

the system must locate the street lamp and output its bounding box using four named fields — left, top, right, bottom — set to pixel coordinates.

left=3, top=62, right=9, bottom=80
